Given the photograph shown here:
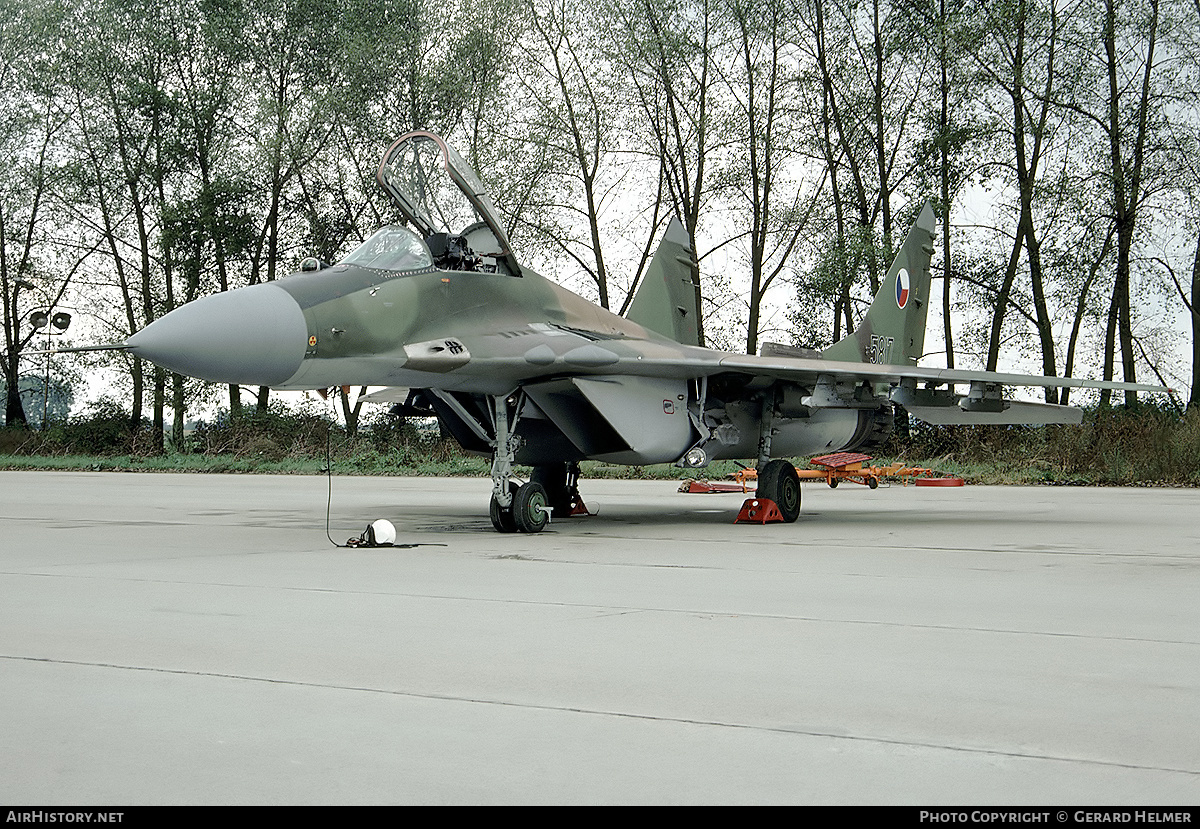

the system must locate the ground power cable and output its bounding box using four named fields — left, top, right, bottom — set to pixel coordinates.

left=321, top=391, right=445, bottom=550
